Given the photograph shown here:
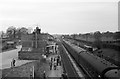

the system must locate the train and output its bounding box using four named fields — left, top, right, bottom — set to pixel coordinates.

left=62, top=39, right=120, bottom=79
